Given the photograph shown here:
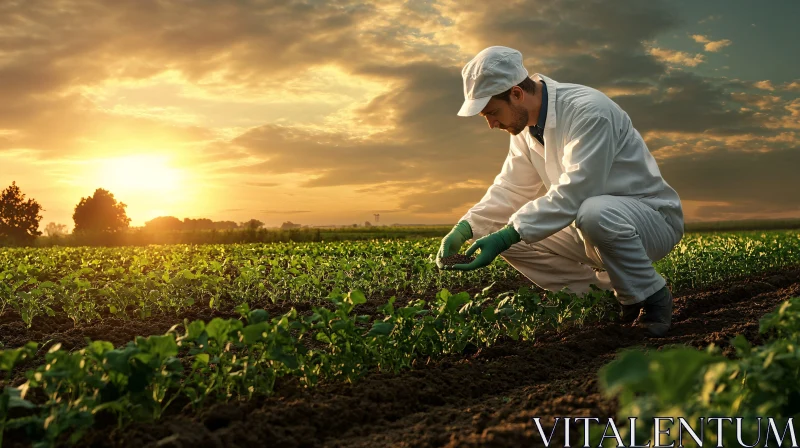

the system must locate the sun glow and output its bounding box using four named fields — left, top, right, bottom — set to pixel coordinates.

left=96, top=154, right=183, bottom=194
left=85, top=154, right=194, bottom=226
